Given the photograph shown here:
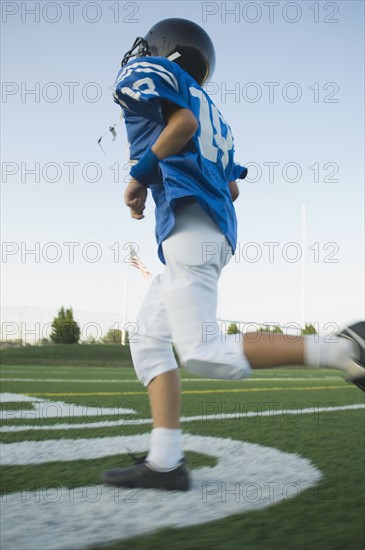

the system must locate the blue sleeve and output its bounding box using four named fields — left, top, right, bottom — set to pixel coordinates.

left=225, top=140, right=248, bottom=181
left=231, top=163, right=248, bottom=180
left=114, top=57, right=190, bottom=121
